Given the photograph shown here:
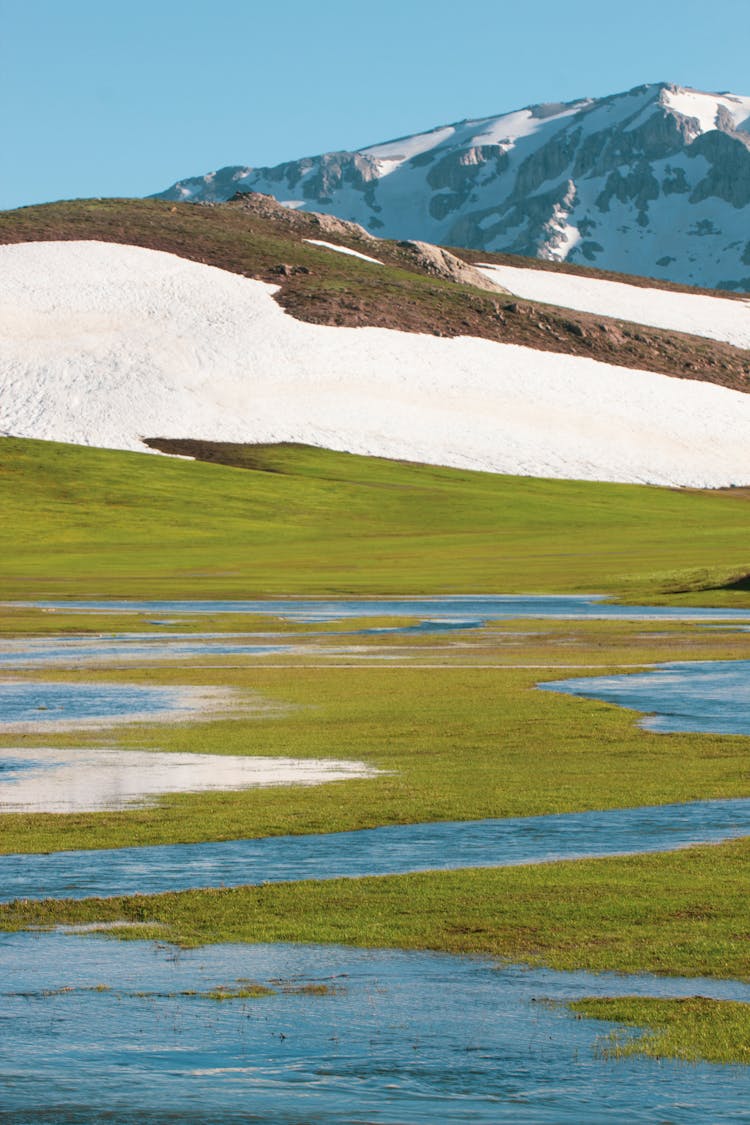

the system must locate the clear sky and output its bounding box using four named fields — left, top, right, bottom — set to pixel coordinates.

left=2, top=0, right=748, bottom=211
